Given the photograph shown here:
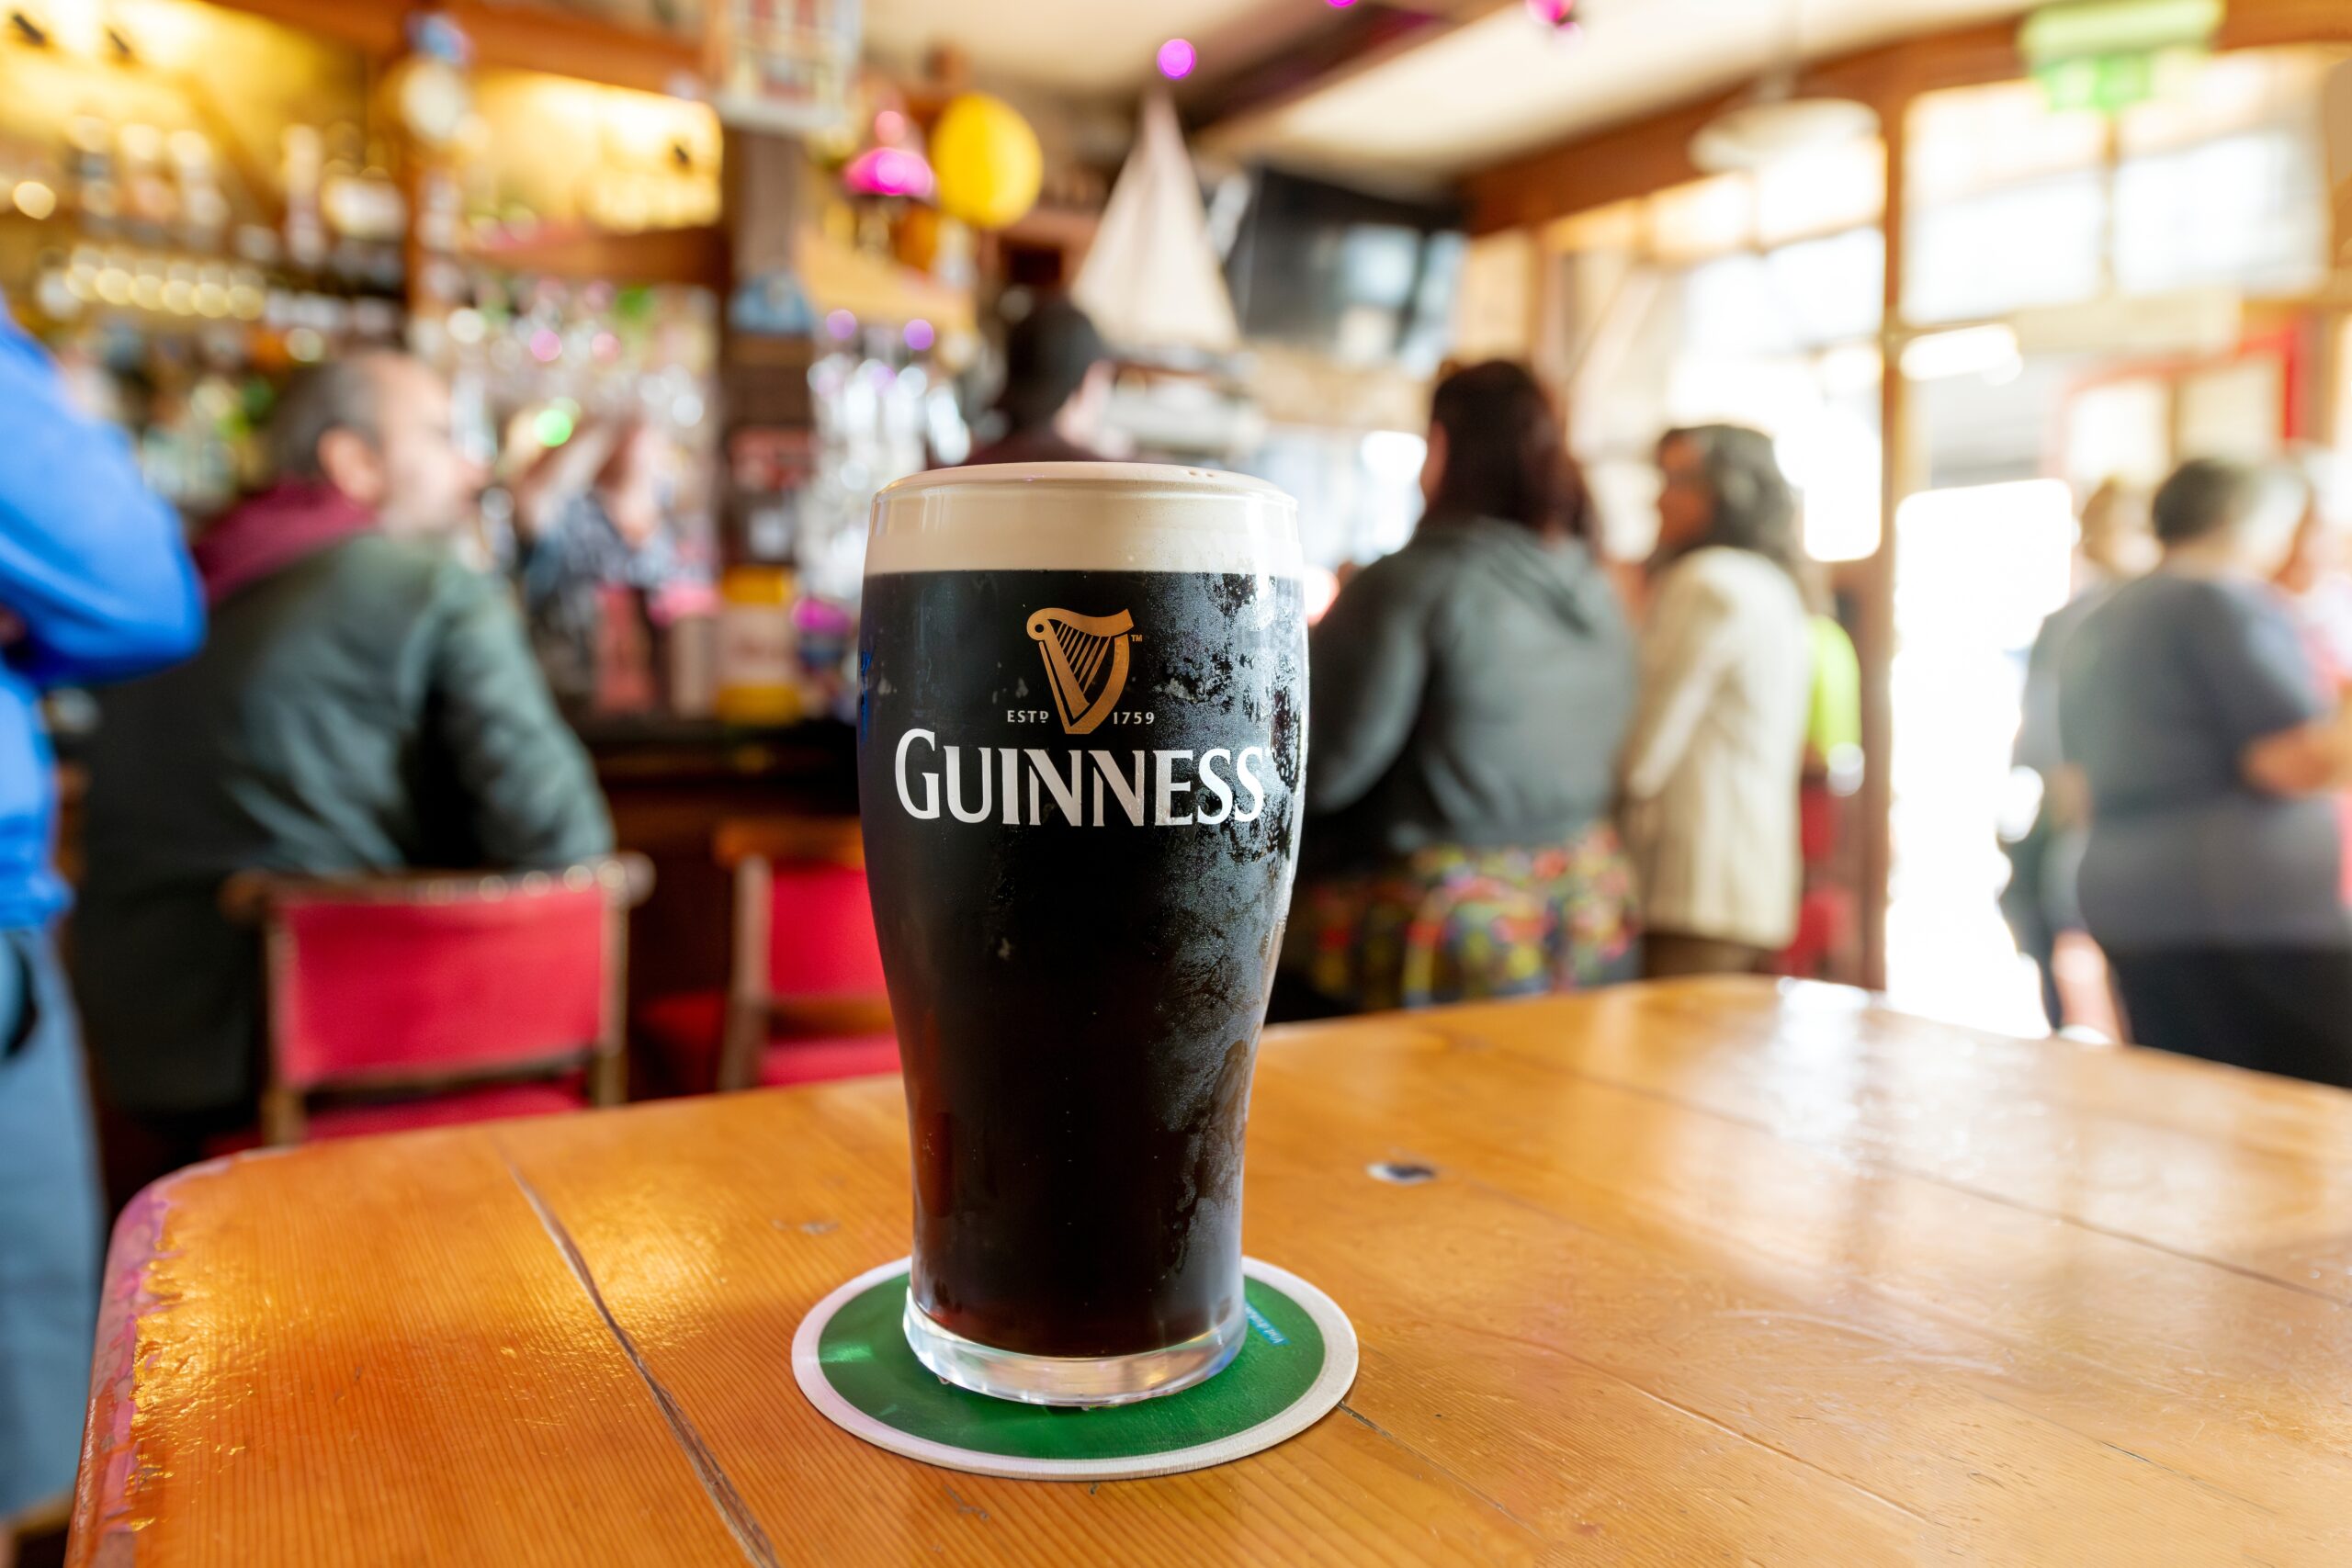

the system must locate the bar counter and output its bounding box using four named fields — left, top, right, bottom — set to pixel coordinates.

left=581, top=716, right=856, bottom=1008
left=69, top=978, right=2352, bottom=1564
